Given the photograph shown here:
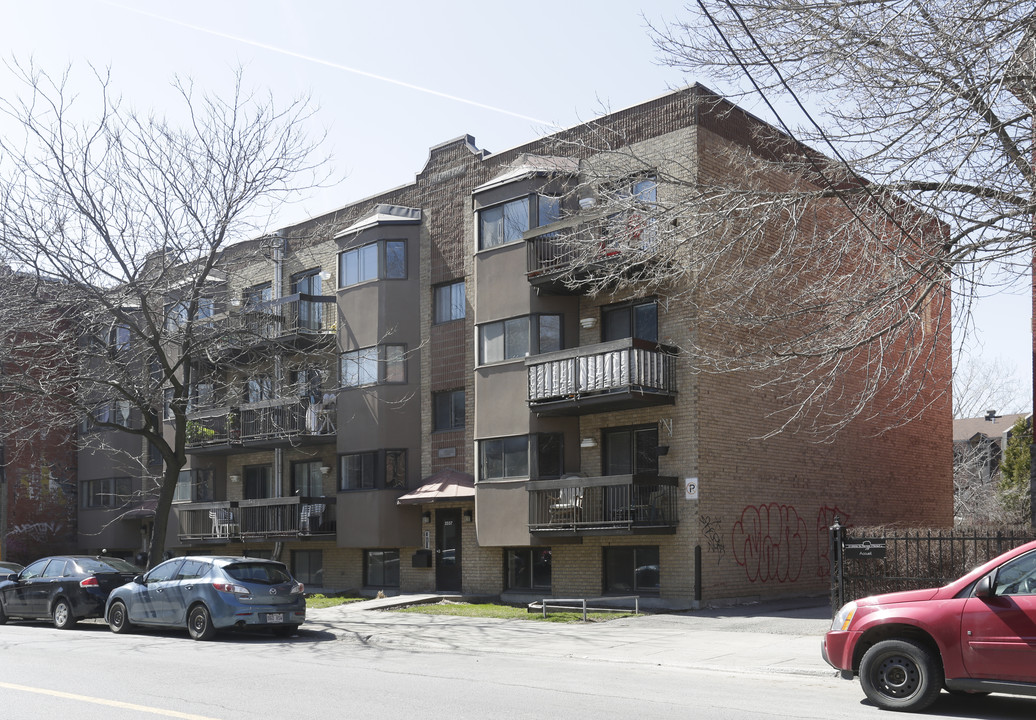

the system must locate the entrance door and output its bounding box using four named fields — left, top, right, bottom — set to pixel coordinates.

left=435, top=509, right=462, bottom=592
